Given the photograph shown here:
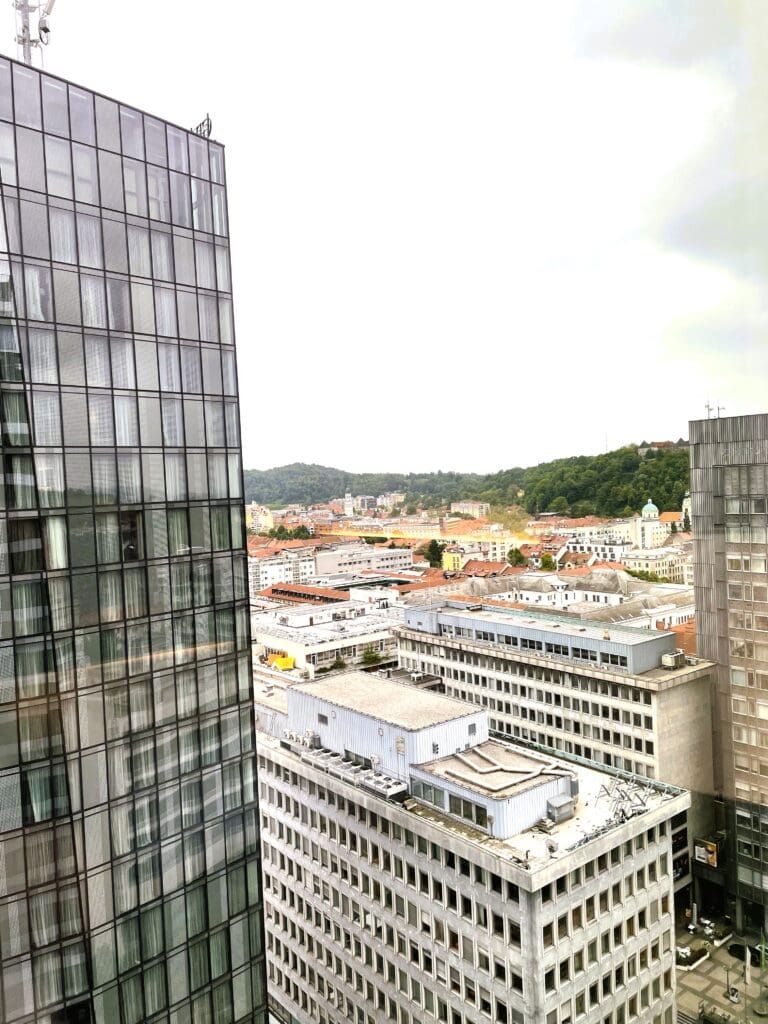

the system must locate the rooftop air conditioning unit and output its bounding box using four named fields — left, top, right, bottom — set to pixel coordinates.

left=547, top=794, right=575, bottom=824
left=661, top=651, right=685, bottom=670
